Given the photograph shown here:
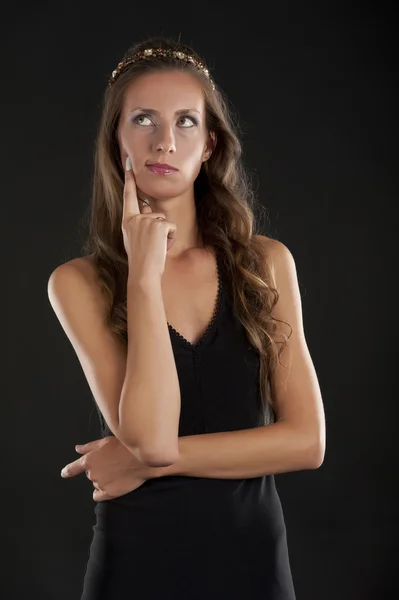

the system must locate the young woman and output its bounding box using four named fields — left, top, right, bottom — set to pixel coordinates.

left=49, top=36, right=325, bottom=599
